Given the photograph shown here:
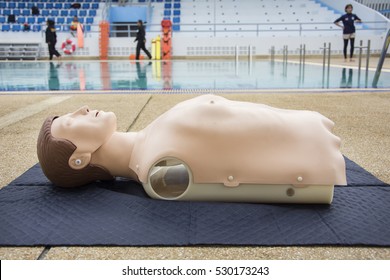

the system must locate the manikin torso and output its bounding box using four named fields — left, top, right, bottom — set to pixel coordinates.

left=51, top=95, right=346, bottom=204
left=128, top=95, right=346, bottom=203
